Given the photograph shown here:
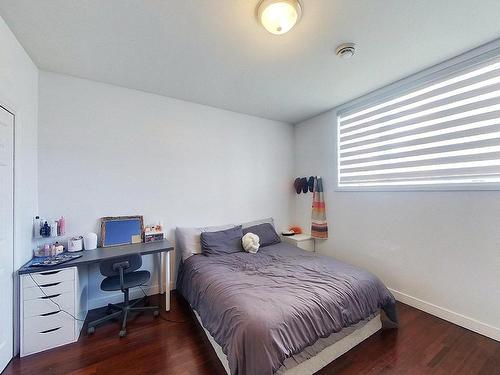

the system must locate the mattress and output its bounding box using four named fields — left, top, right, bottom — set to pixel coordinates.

left=194, top=310, right=382, bottom=375
left=177, top=242, right=396, bottom=374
